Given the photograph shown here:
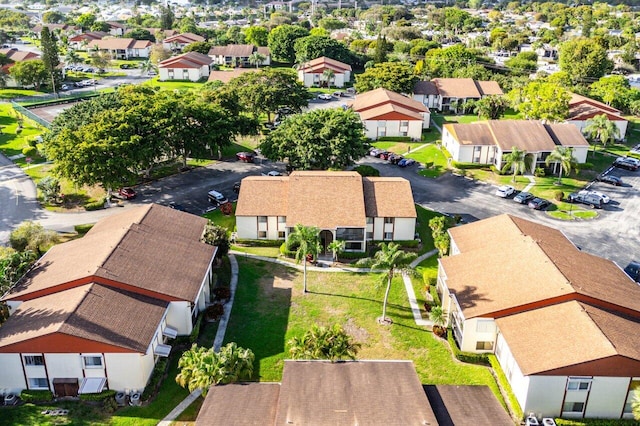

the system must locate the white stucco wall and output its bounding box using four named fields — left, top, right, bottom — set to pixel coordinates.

left=570, top=119, right=628, bottom=140
left=105, top=352, right=155, bottom=392
left=166, top=301, right=192, bottom=335
left=236, top=216, right=258, bottom=239
left=585, top=377, right=629, bottom=418
left=363, top=119, right=422, bottom=140
left=522, top=375, right=566, bottom=417
left=393, top=217, right=416, bottom=240
left=459, top=318, right=497, bottom=353
left=0, top=354, right=26, bottom=394
left=46, top=353, right=83, bottom=382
